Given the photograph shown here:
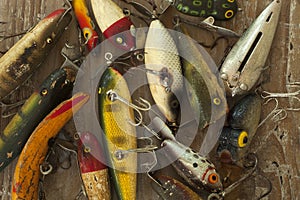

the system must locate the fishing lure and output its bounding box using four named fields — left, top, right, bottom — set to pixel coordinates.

left=152, top=117, right=223, bottom=193
left=151, top=174, right=204, bottom=199
left=77, top=132, right=110, bottom=200
left=217, top=94, right=262, bottom=164
left=0, top=66, right=76, bottom=172
left=0, top=9, right=72, bottom=100
left=98, top=67, right=137, bottom=200
left=168, top=0, right=238, bottom=20
left=144, top=19, right=183, bottom=125
left=11, top=93, right=89, bottom=200
left=72, top=0, right=99, bottom=51
left=90, top=0, right=136, bottom=50
left=220, top=0, right=282, bottom=96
